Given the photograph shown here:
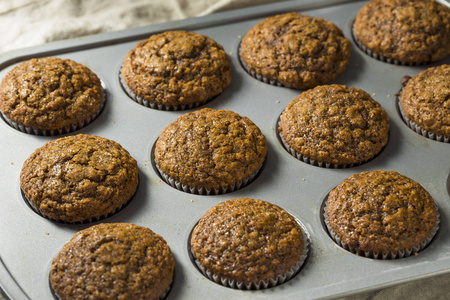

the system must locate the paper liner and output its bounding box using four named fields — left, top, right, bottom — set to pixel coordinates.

left=154, top=159, right=263, bottom=195
left=397, top=88, right=450, bottom=143
left=119, top=68, right=213, bottom=111
left=277, top=120, right=374, bottom=169
left=351, top=21, right=428, bottom=66
left=21, top=180, right=137, bottom=225
left=189, top=217, right=310, bottom=290
left=322, top=195, right=440, bottom=259
left=0, top=83, right=106, bottom=136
